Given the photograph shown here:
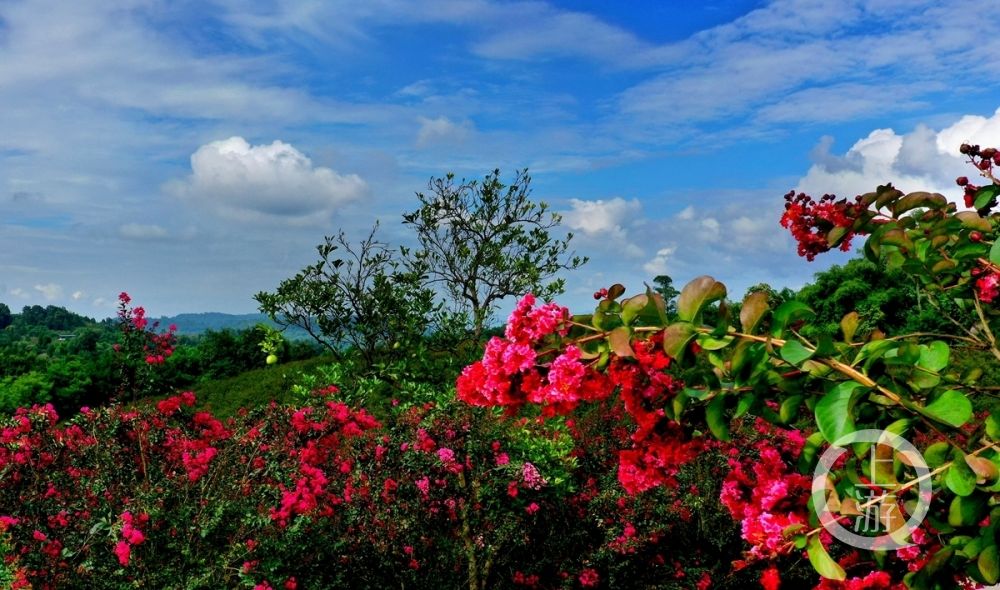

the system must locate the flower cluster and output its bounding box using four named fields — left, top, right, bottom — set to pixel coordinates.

left=973, top=266, right=1000, bottom=303
left=460, top=300, right=708, bottom=495
left=781, top=191, right=864, bottom=261
left=719, top=419, right=811, bottom=561
left=457, top=294, right=609, bottom=414
left=113, top=511, right=148, bottom=566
